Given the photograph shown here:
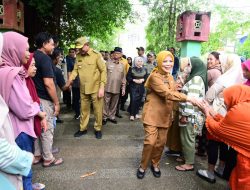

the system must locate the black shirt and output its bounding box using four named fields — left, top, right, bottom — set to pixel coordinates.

left=53, top=65, right=66, bottom=89
left=33, top=50, right=55, bottom=101
left=66, top=55, right=80, bottom=88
